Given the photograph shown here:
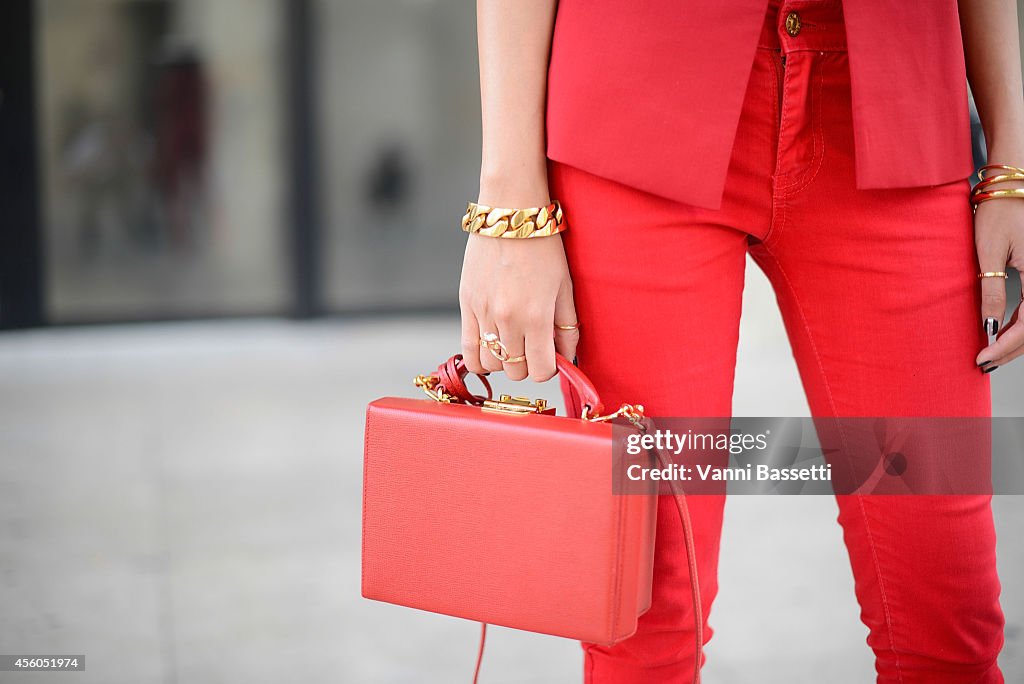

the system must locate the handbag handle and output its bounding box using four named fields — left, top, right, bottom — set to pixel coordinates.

left=428, top=352, right=605, bottom=418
